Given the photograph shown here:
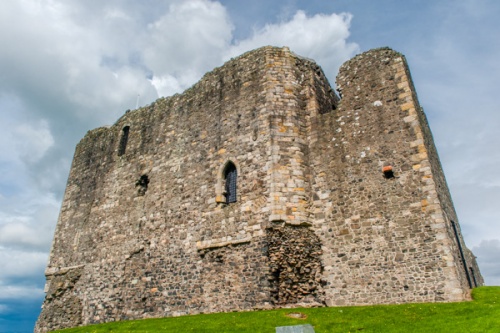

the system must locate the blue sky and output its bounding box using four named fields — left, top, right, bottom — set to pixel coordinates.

left=1, top=1, right=499, bottom=332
